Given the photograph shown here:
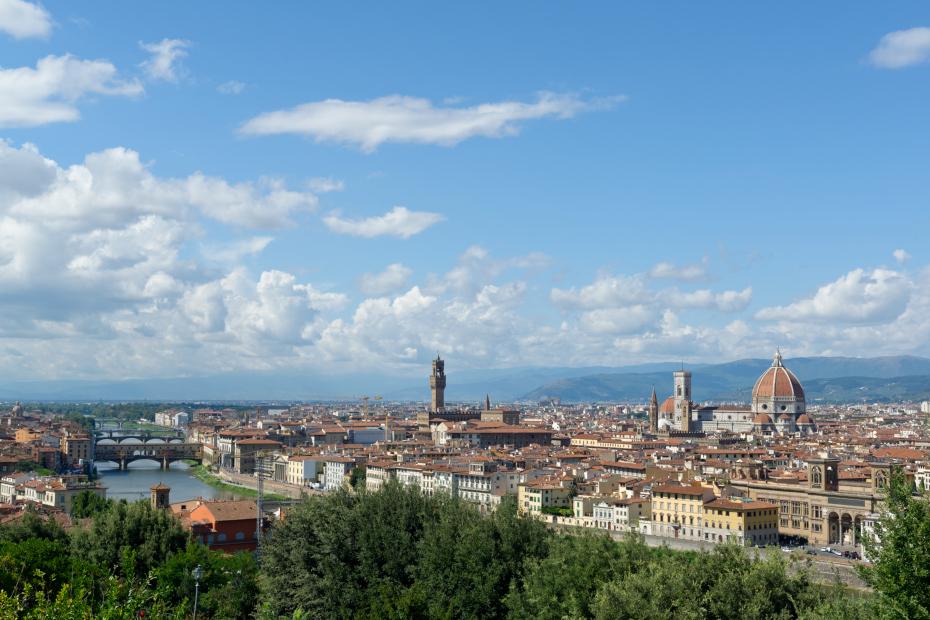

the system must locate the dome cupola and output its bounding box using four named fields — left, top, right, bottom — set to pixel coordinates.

left=751, top=349, right=806, bottom=417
